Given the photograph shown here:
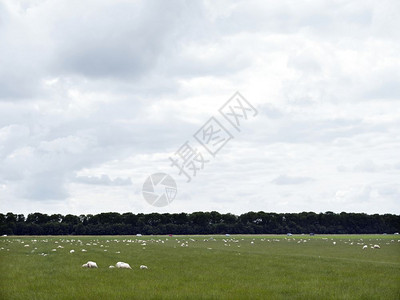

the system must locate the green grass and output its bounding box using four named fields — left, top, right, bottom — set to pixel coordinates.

left=1, top=235, right=399, bottom=299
